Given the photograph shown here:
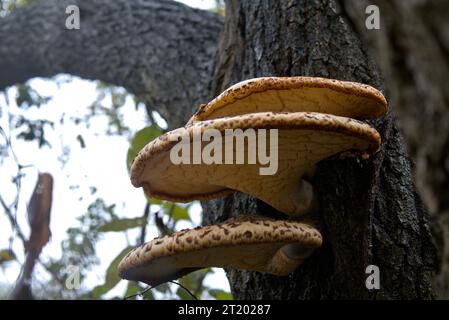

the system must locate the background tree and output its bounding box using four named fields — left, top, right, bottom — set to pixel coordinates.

left=343, top=0, right=449, bottom=298
left=0, top=0, right=447, bottom=299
